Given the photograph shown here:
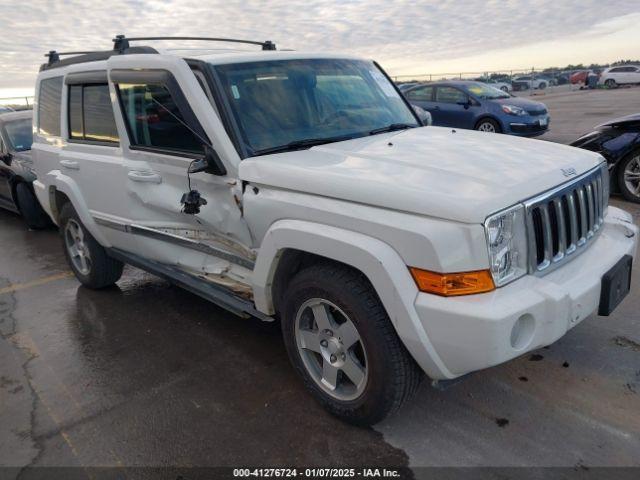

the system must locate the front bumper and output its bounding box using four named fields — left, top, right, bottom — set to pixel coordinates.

left=414, top=206, right=637, bottom=379
left=506, top=116, right=549, bottom=137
